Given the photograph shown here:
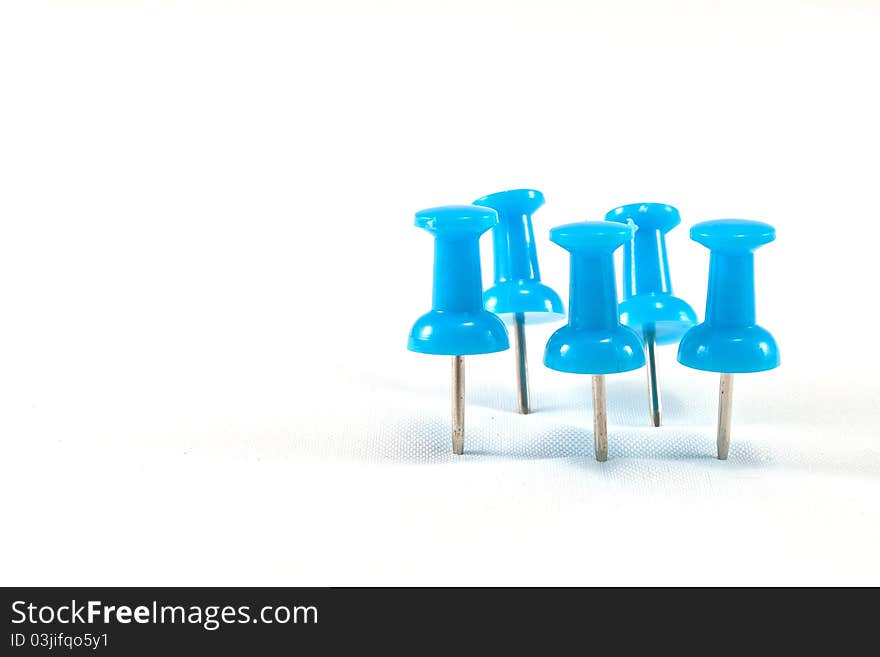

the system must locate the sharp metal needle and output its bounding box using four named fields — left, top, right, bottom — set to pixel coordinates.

left=643, top=325, right=661, bottom=427
left=452, top=356, right=465, bottom=455
left=592, top=375, right=608, bottom=462
left=717, top=373, right=734, bottom=460
left=512, top=312, right=530, bottom=414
